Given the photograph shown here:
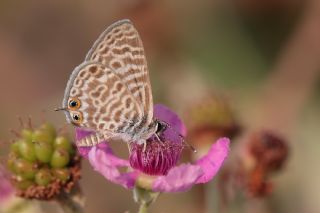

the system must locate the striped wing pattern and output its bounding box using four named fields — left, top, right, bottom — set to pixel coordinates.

left=62, top=20, right=155, bottom=146
left=63, top=62, right=143, bottom=146
left=85, top=20, right=153, bottom=124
